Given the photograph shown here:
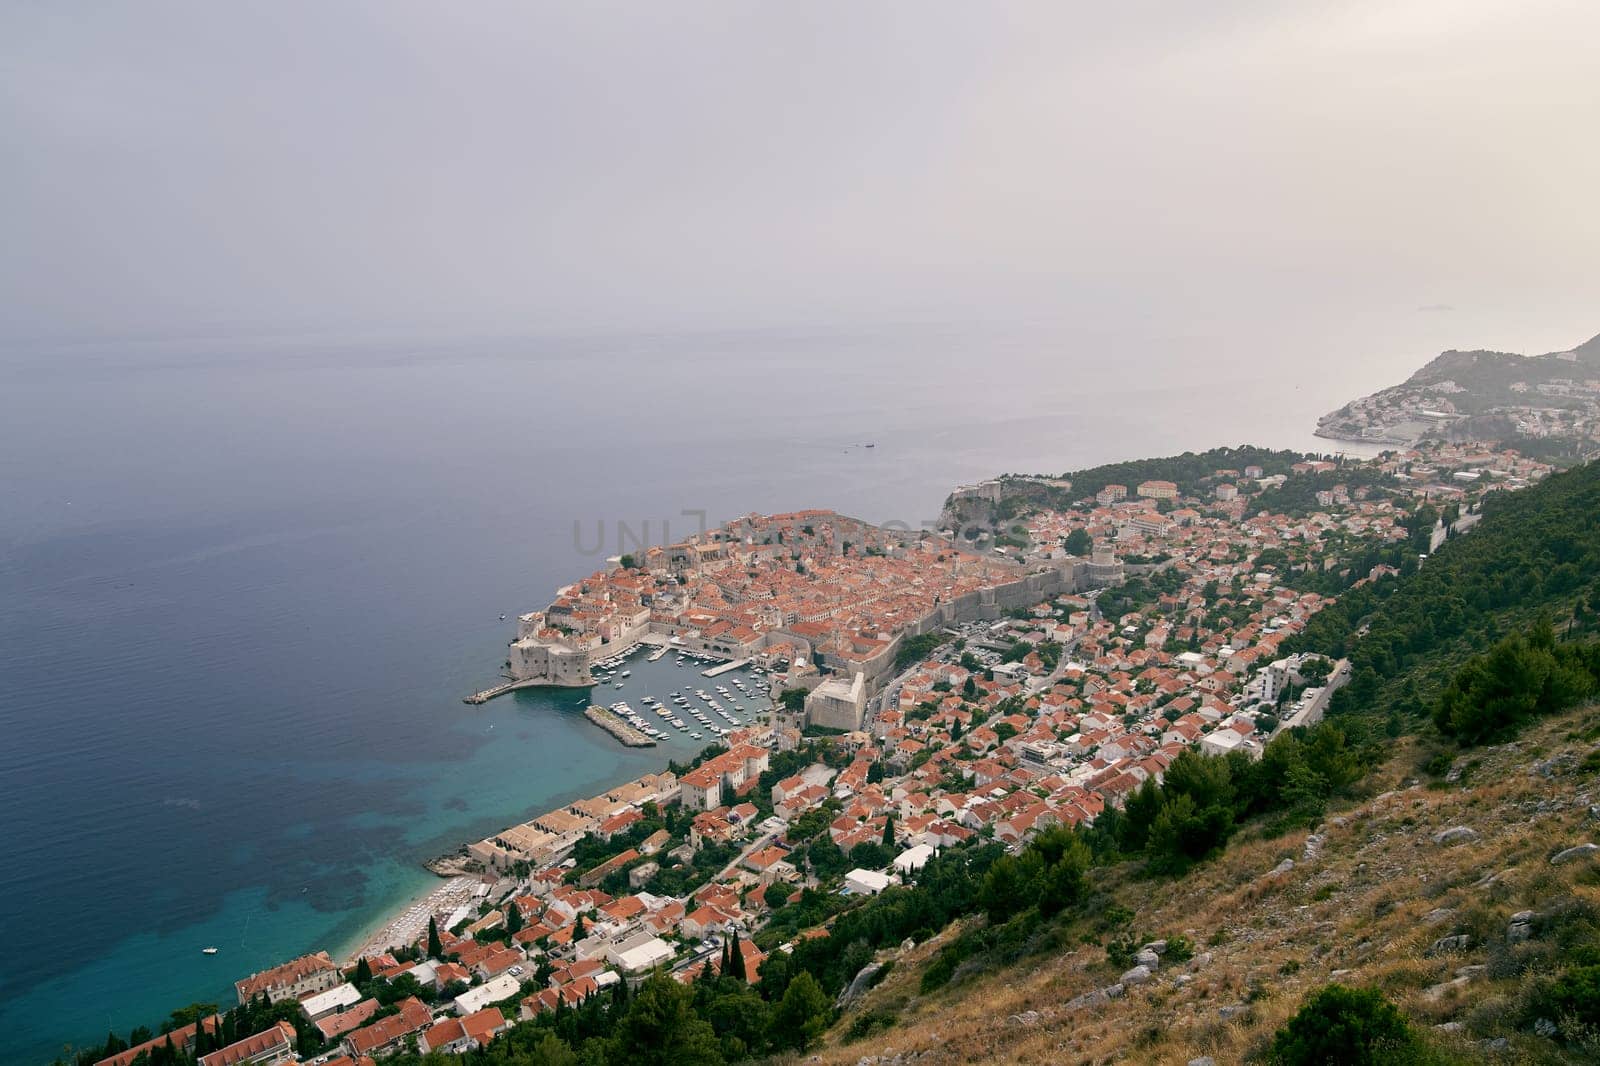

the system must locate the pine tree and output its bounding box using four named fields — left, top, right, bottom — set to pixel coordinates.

left=427, top=915, right=444, bottom=959
left=770, top=970, right=832, bottom=1051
